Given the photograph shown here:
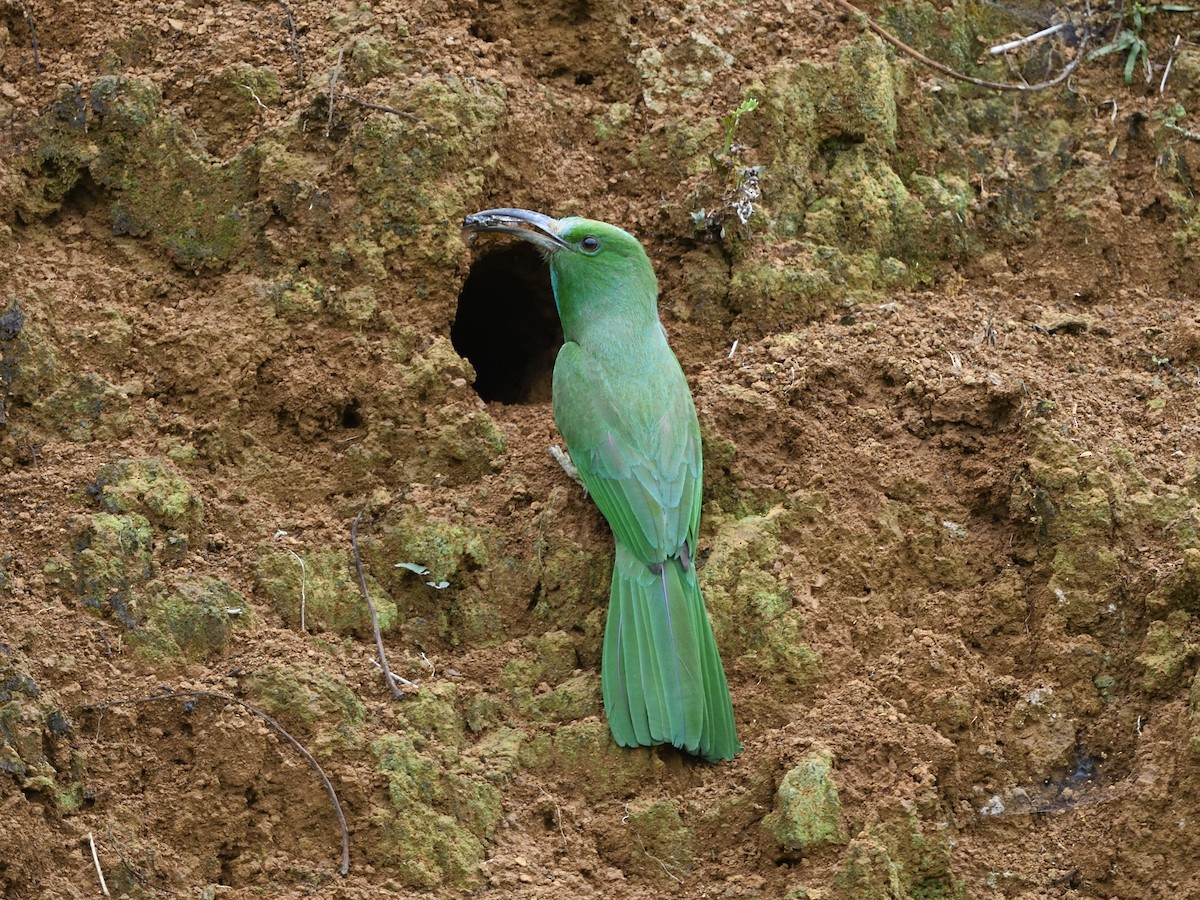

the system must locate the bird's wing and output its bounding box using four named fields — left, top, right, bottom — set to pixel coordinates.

left=552, top=340, right=702, bottom=566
